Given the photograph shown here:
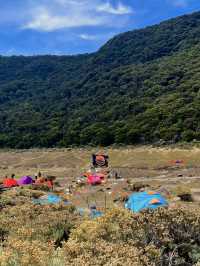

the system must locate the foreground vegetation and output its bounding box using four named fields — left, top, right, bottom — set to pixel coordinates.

left=1, top=12, right=200, bottom=147
left=0, top=187, right=200, bottom=266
